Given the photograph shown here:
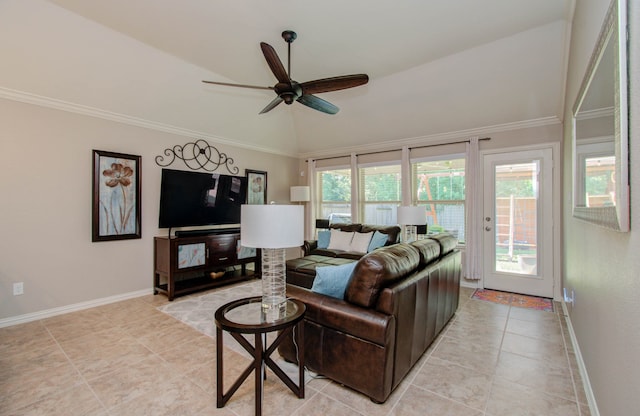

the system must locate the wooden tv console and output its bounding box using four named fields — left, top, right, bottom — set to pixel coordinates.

left=153, top=230, right=260, bottom=301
